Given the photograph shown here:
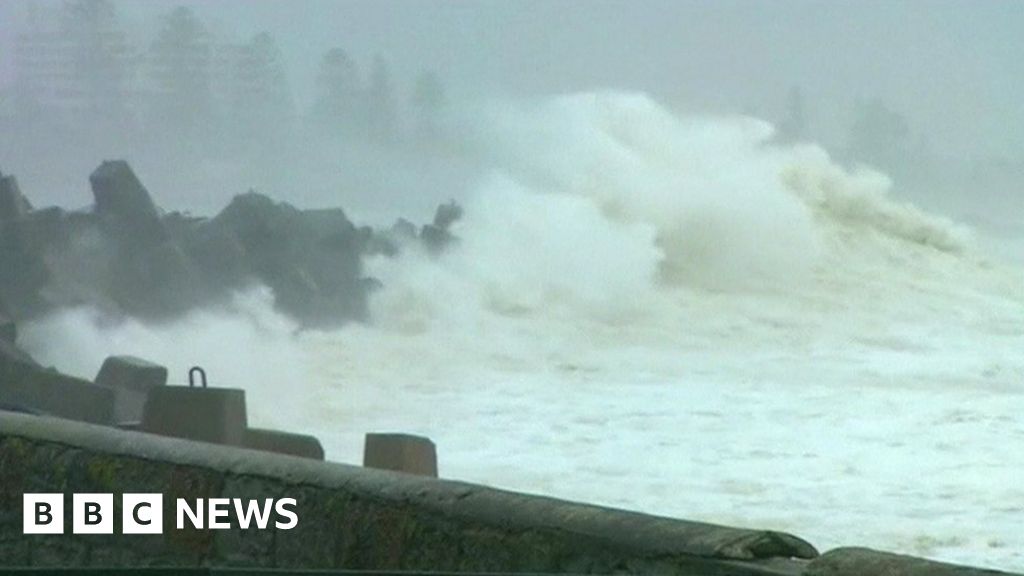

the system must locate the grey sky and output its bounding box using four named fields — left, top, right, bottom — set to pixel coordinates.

left=1, top=0, right=1022, bottom=157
